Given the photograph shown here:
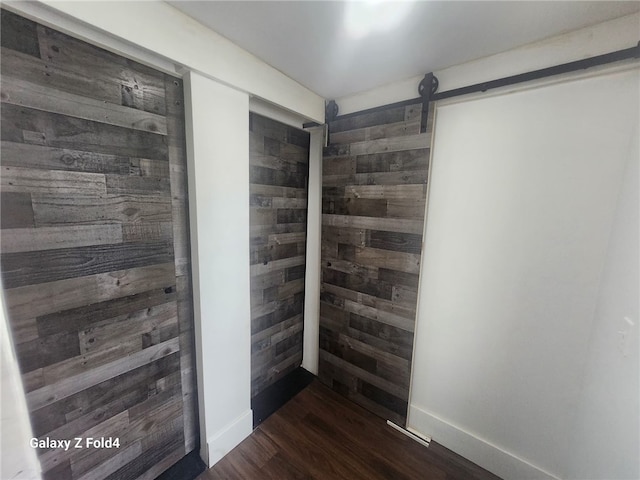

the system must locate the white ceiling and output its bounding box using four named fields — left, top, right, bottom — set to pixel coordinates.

left=169, top=1, right=640, bottom=100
